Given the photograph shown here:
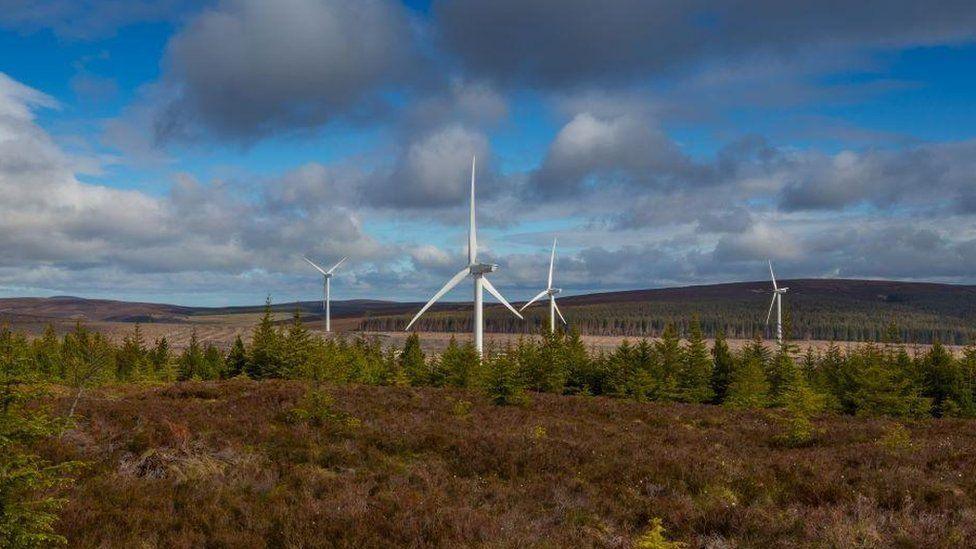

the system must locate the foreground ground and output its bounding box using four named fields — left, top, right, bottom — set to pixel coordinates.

left=38, top=380, right=976, bottom=547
